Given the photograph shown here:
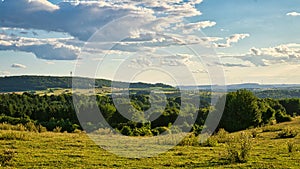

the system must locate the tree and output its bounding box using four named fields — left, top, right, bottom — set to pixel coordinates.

left=218, top=89, right=261, bottom=132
